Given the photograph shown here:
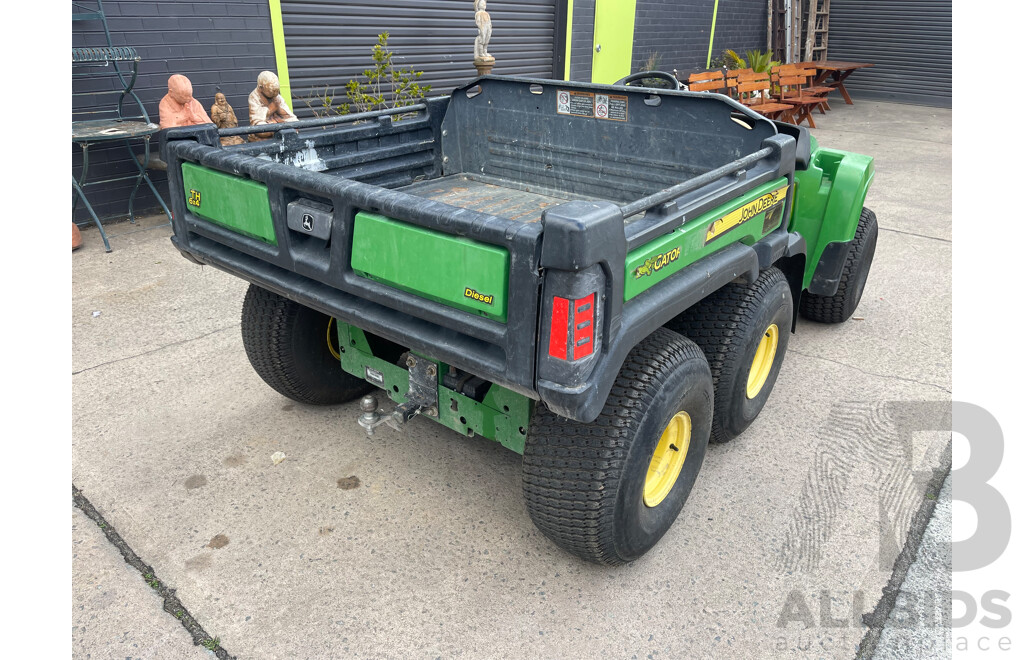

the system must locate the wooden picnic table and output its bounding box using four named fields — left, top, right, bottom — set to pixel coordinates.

left=809, top=61, right=875, bottom=105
